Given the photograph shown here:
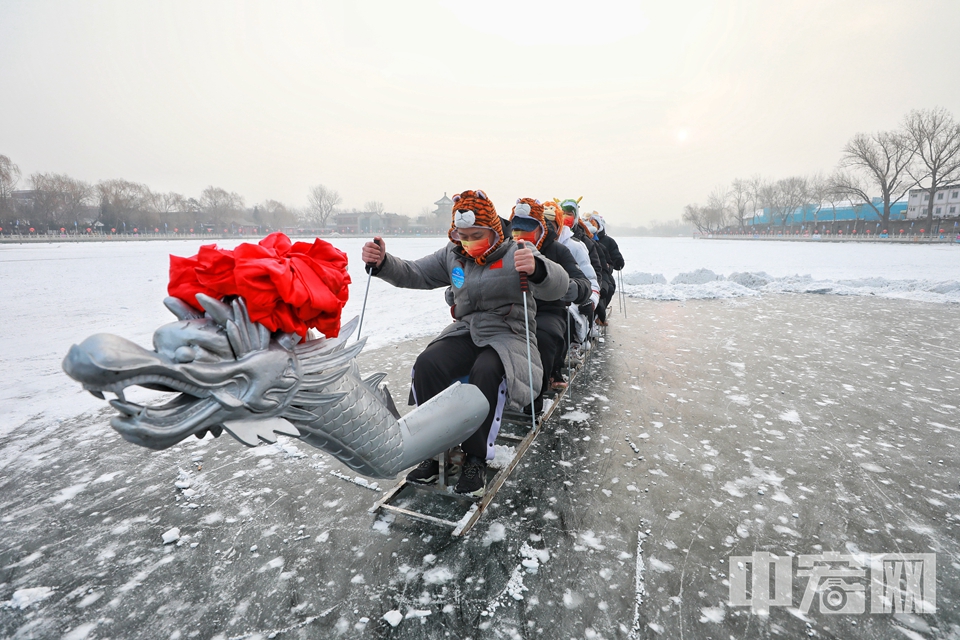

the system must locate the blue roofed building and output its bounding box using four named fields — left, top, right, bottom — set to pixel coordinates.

left=747, top=198, right=909, bottom=227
